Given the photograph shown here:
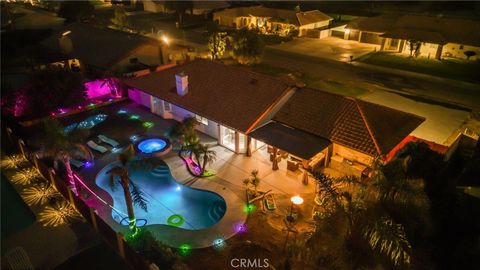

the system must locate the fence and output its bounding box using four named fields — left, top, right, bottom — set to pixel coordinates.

left=7, top=127, right=150, bottom=270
